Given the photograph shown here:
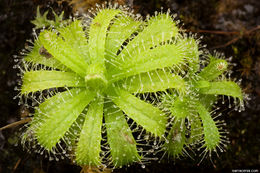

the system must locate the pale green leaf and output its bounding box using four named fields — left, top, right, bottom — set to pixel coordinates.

left=22, top=89, right=81, bottom=144
left=187, top=115, right=203, bottom=144
left=36, top=88, right=95, bottom=150
left=117, top=70, right=186, bottom=94
left=26, top=89, right=82, bottom=132
left=58, top=20, right=90, bottom=63
left=104, top=102, right=141, bottom=167
left=198, top=57, right=228, bottom=81
left=198, top=94, right=218, bottom=111
left=24, top=39, right=67, bottom=70
left=179, top=38, right=200, bottom=72
left=197, top=103, right=220, bottom=151
left=21, top=70, right=84, bottom=94
left=118, top=13, right=178, bottom=61
left=105, top=15, right=141, bottom=60
left=108, top=44, right=185, bottom=82
left=170, top=97, right=194, bottom=118
left=75, top=97, right=103, bottom=166
left=39, top=30, right=88, bottom=77
left=165, top=118, right=186, bottom=158
left=88, top=9, right=120, bottom=65
left=198, top=81, right=243, bottom=100
left=111, top=88, right=167, bottom=136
